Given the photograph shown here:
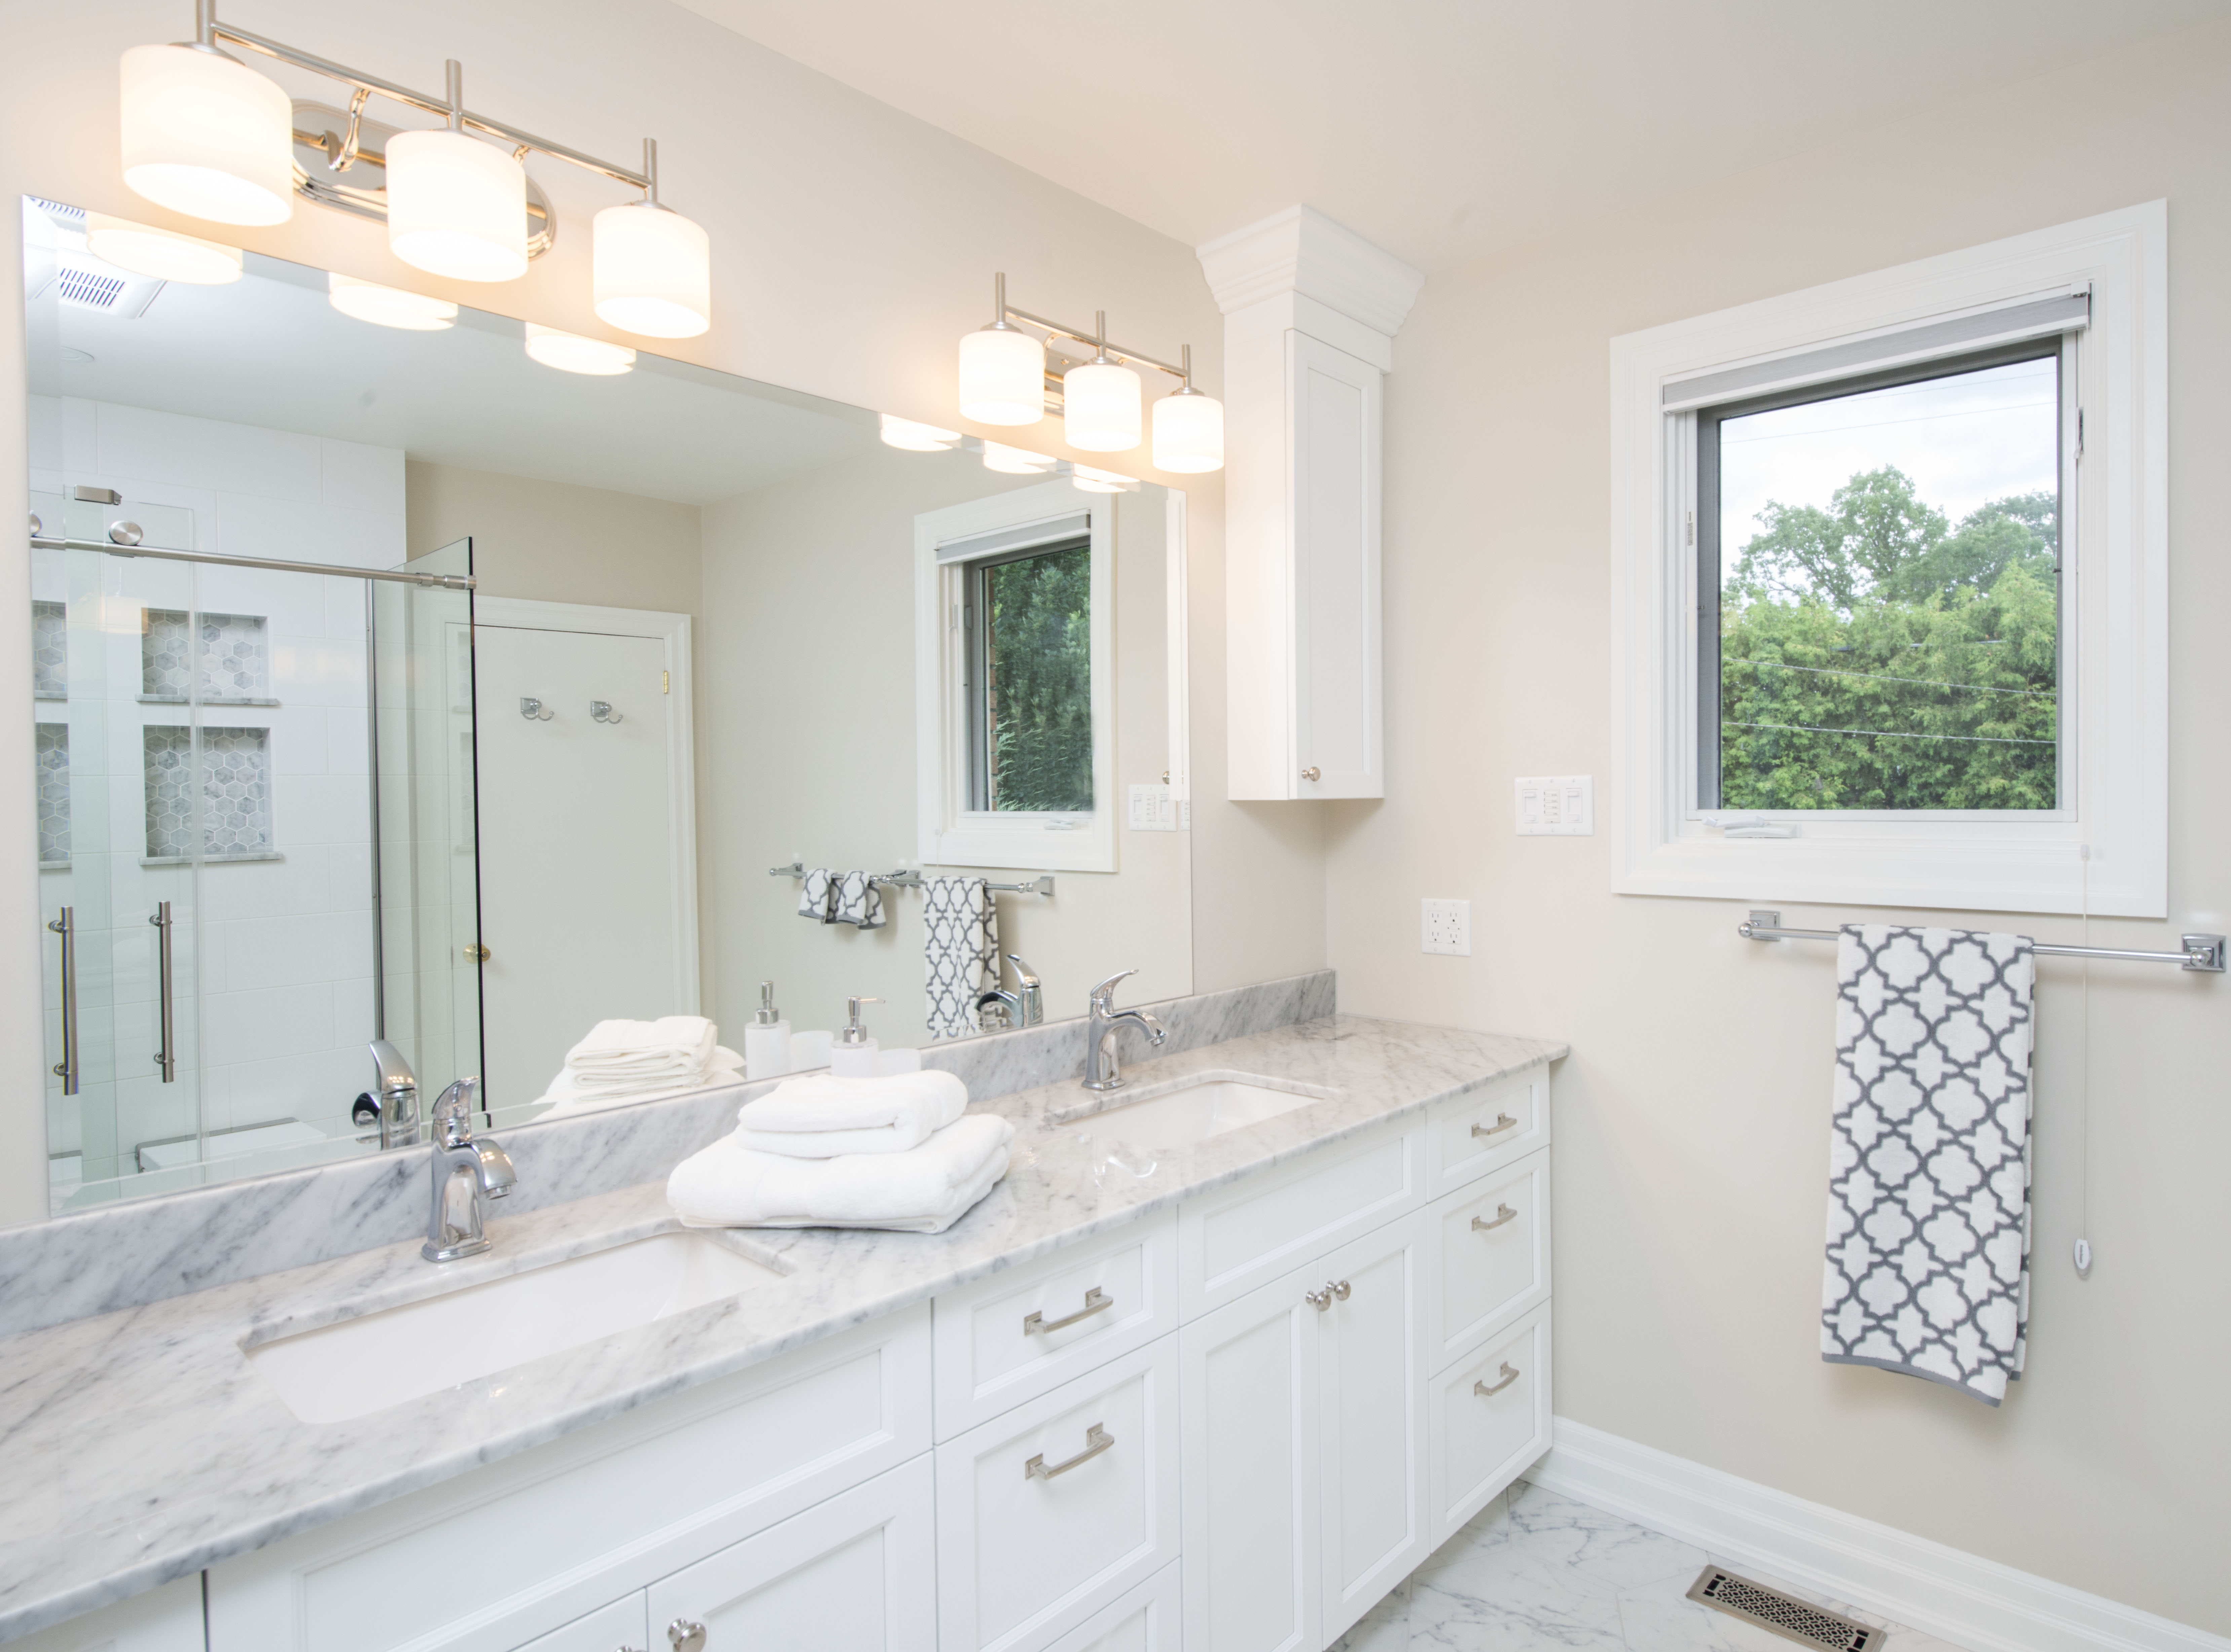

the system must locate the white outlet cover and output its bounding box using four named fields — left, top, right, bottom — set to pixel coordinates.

left=1515, top=775, right=1593, bottom=835
left=1422, top=897, right=1471, bottom=956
